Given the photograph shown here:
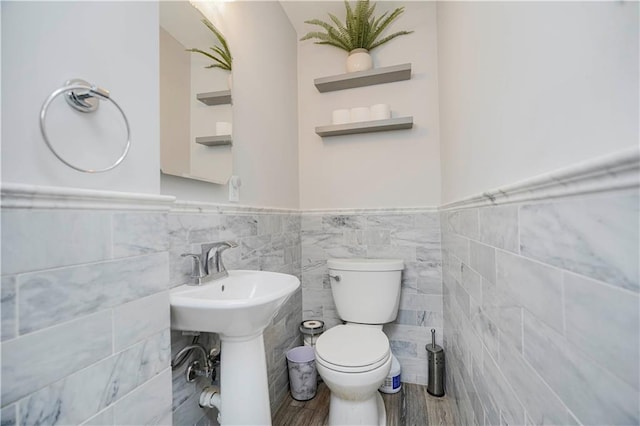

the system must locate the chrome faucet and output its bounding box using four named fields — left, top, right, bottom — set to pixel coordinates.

left=182, top=241, right=238, bottom=285
left=203, top=240, right=238, bottom=280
